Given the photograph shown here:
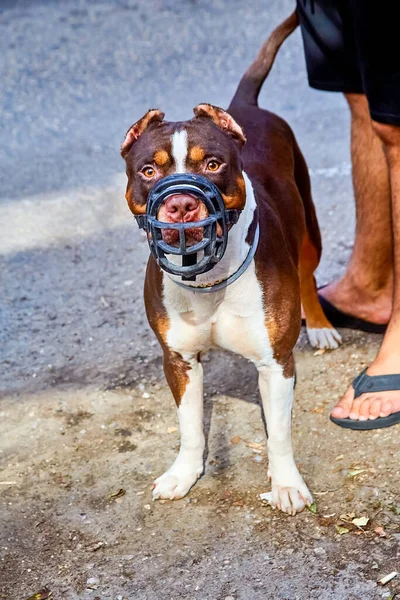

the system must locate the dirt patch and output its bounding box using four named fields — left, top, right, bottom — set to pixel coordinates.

left=1, top=337, right=399, bottom=599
